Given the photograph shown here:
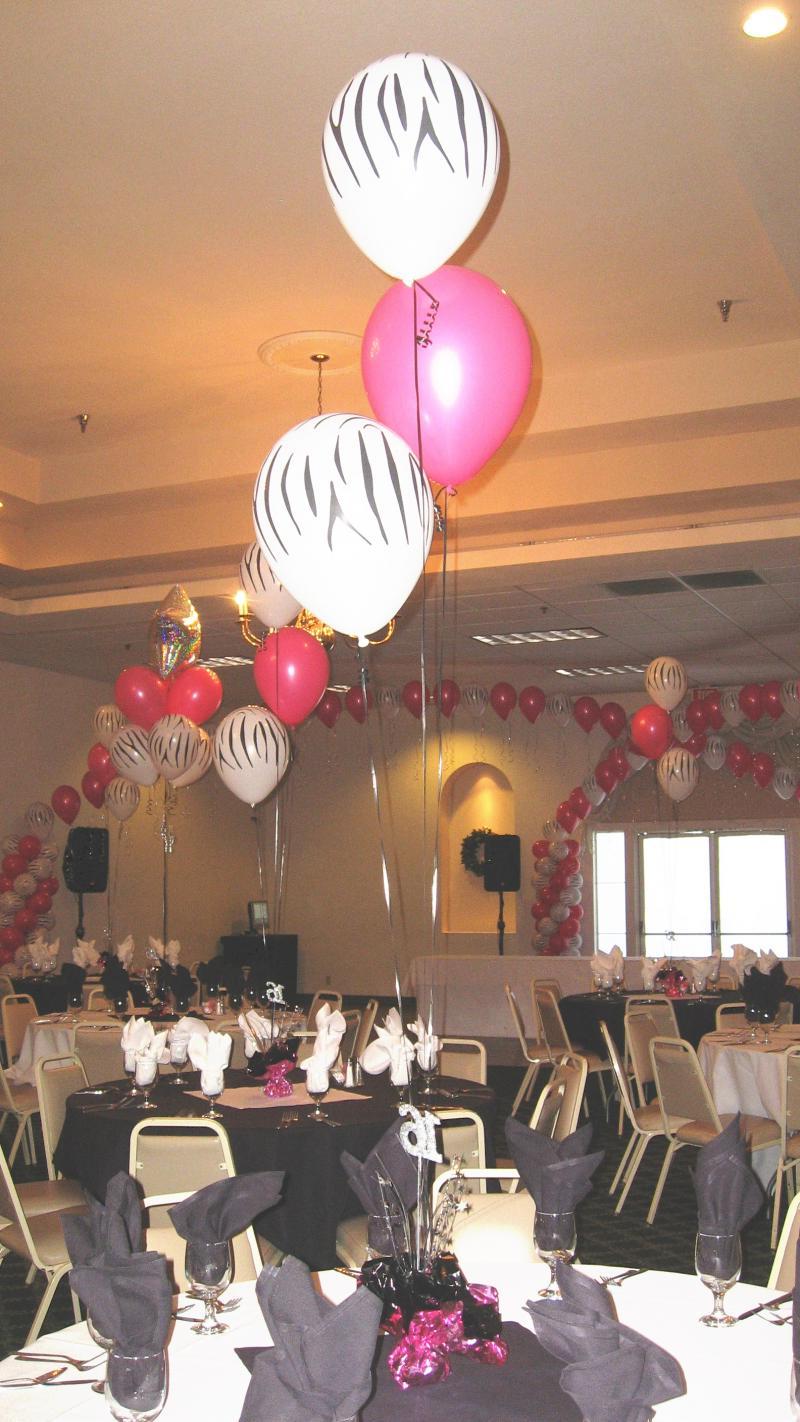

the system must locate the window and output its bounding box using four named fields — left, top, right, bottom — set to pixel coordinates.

left=592, top=828, right=790, bottom=956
